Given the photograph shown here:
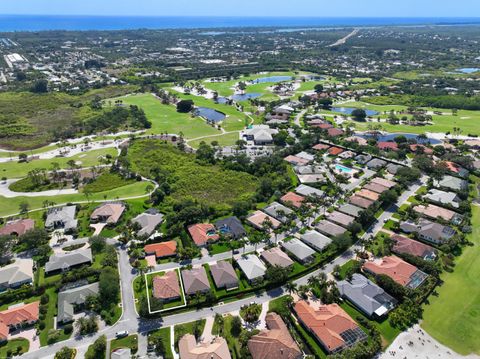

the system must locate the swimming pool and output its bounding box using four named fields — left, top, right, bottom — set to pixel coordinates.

left=335, top=164, right=353, bottom=174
